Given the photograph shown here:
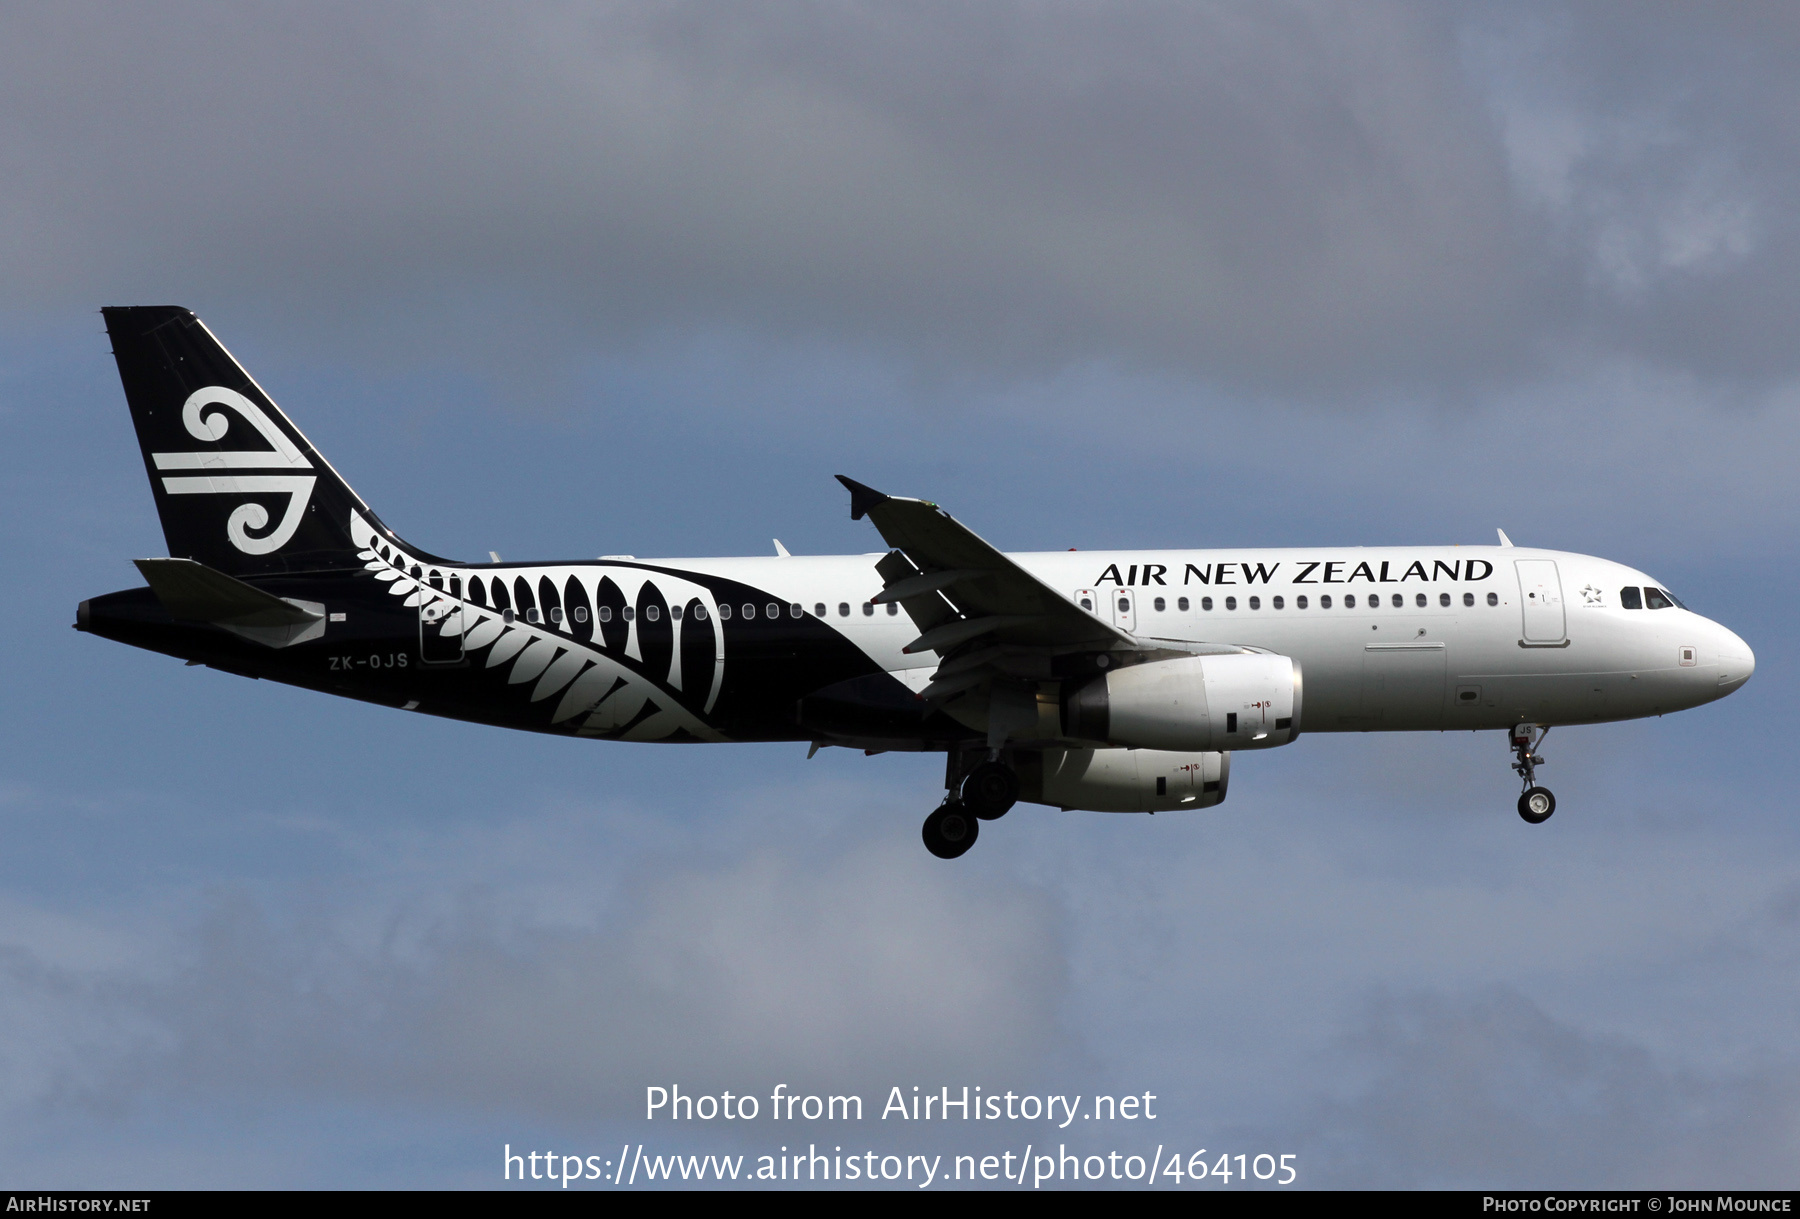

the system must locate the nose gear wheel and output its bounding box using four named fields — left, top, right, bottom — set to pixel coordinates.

left=1510, top=724, right=1555, bottom=824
